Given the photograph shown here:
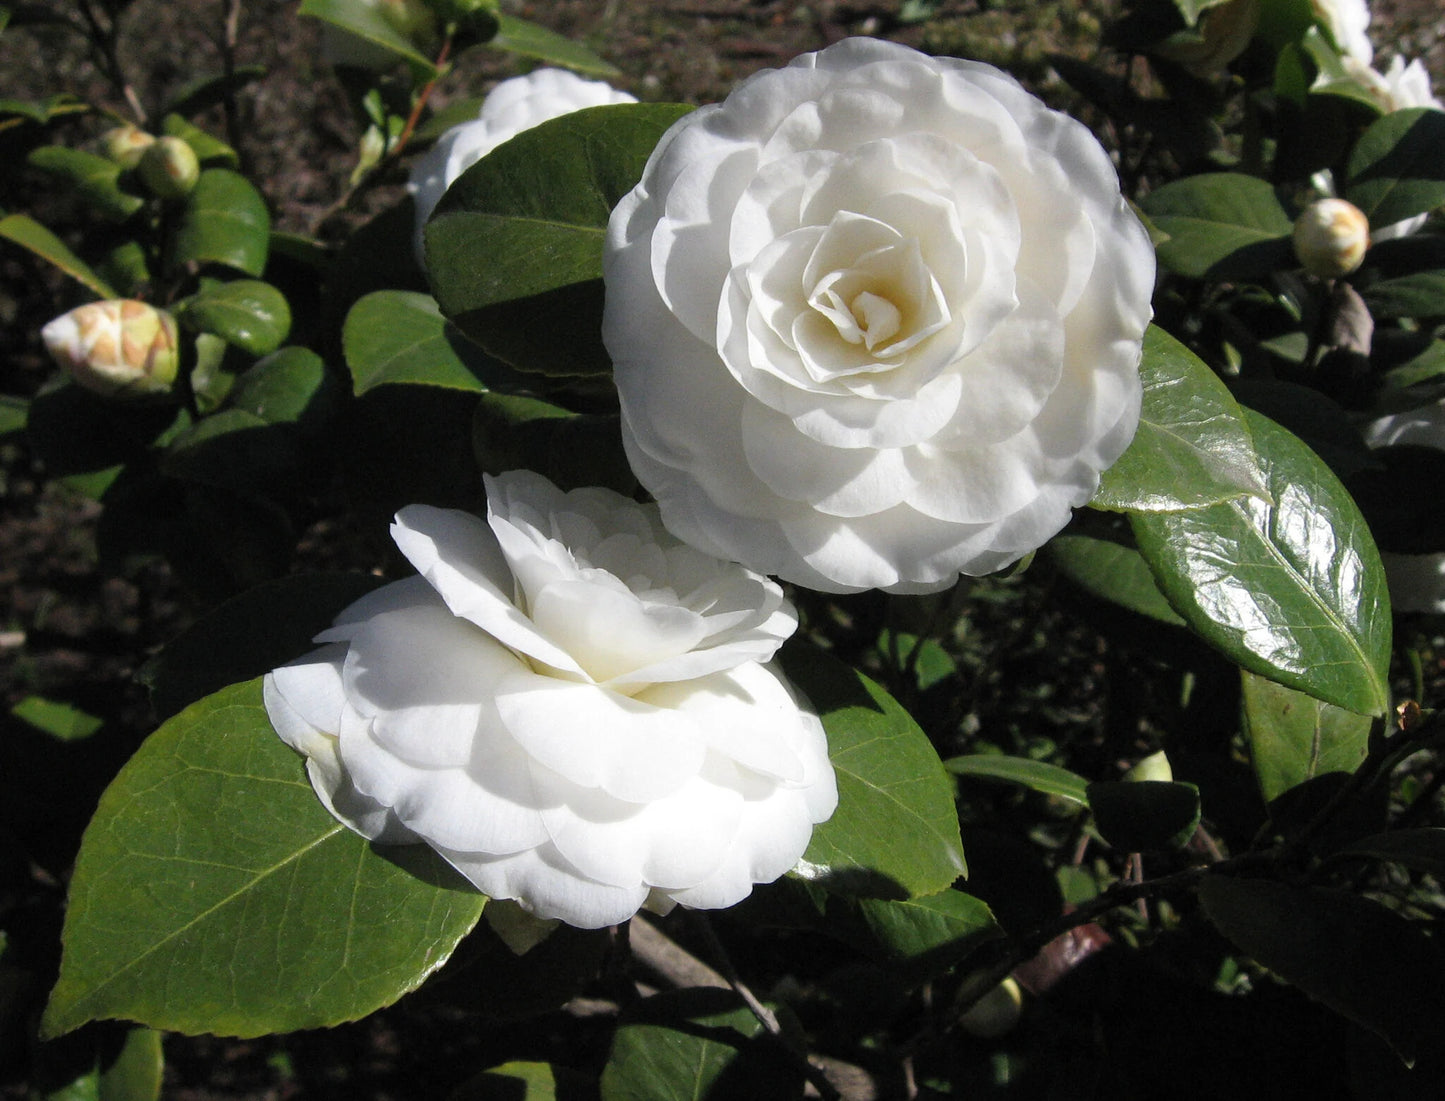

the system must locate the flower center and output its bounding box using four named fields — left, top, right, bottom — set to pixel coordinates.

left=813, top=286, right=903, bottom=351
